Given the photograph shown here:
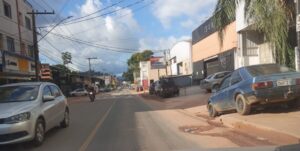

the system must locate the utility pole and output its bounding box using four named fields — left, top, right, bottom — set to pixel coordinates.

left=296, top=0, right=300, bottom=71
left=27, top=10, right=55, bottom=81
left=87, top=57, right=97, bottom=83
